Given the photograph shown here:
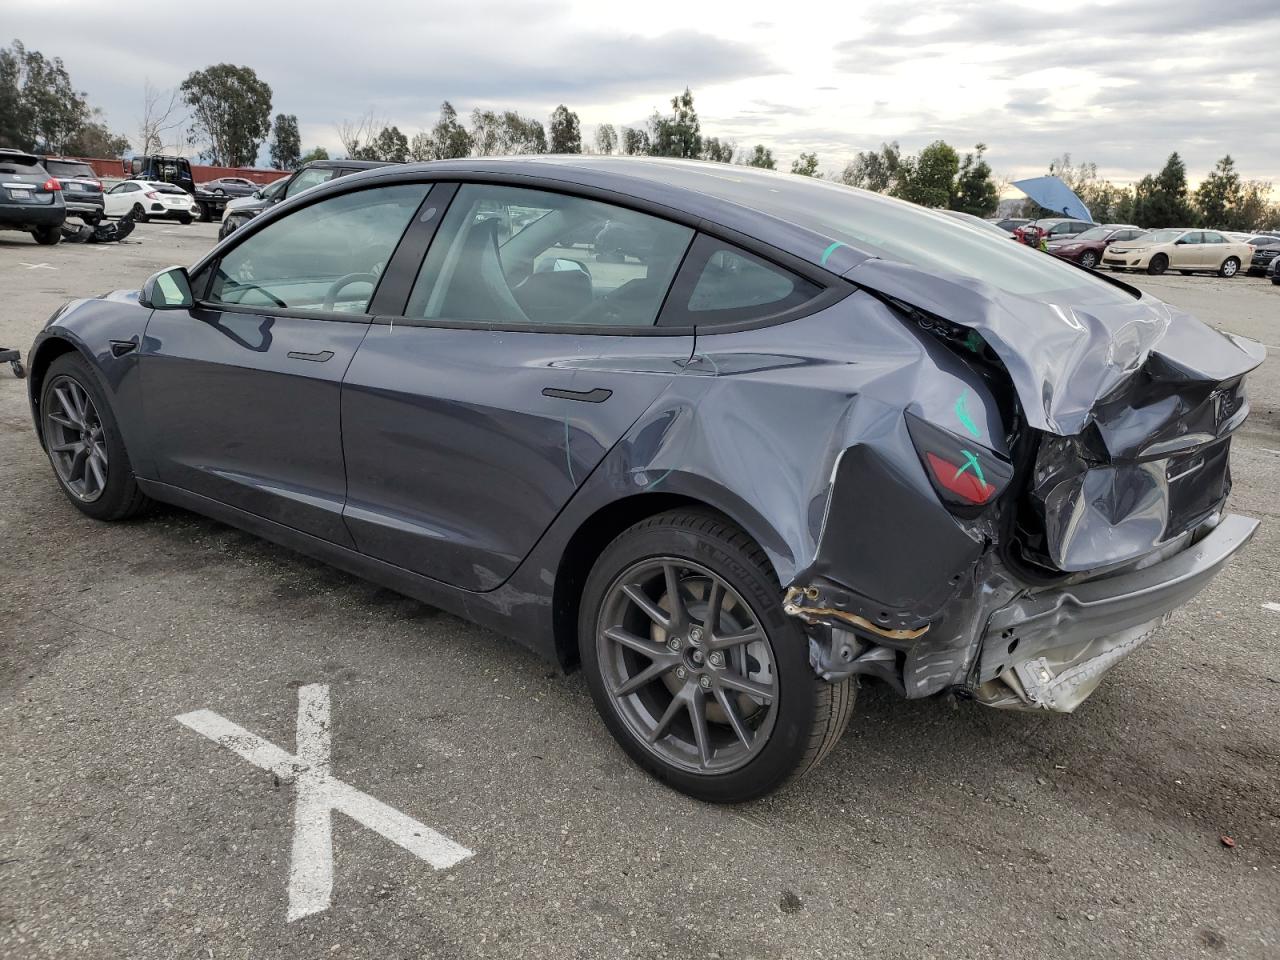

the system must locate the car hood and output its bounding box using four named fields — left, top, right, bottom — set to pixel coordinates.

left=226, top=195, right=269, bottom=213
left=844, top=257, right=1265, bottom=442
